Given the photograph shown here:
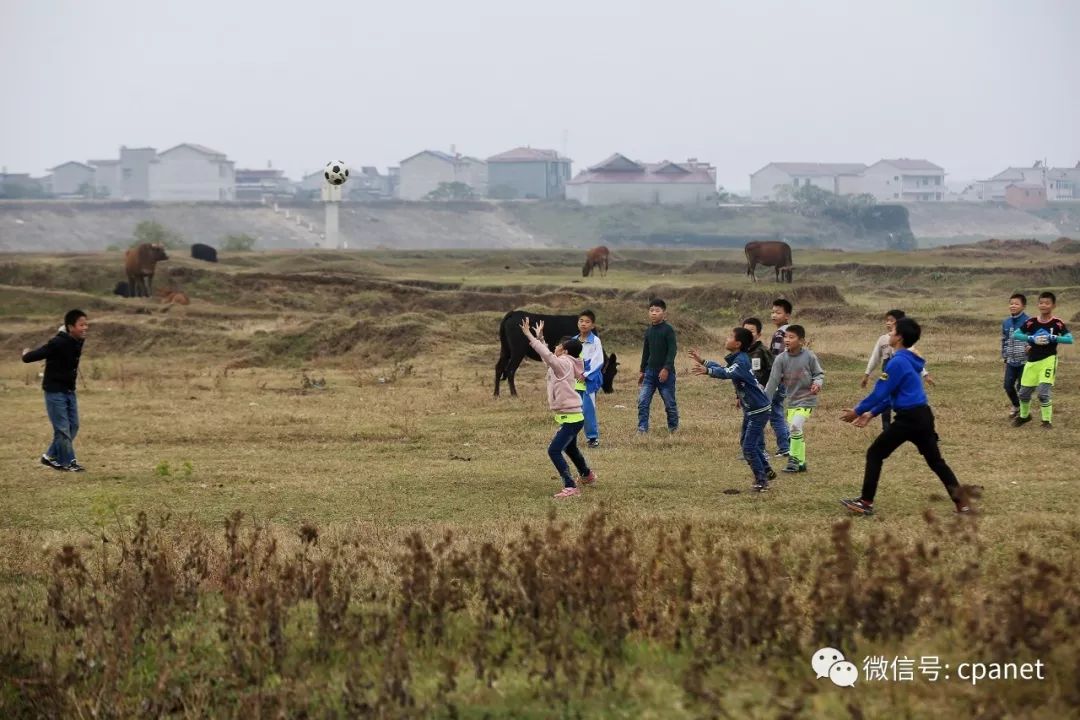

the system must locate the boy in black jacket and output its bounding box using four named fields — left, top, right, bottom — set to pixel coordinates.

left=743, top=317, right=774, bottom=478
left=21, top=309, right=89, bottom=471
